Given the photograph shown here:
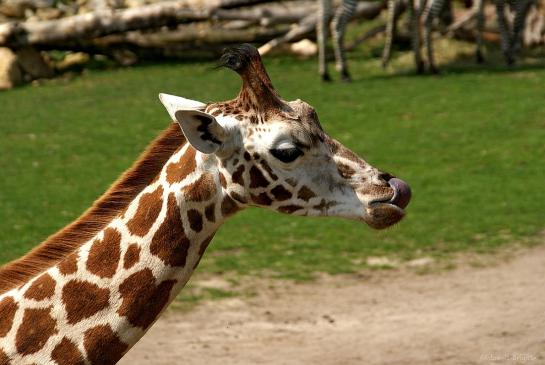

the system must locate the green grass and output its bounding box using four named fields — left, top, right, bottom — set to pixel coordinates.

left=1, top=47, right=545, bottom=280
